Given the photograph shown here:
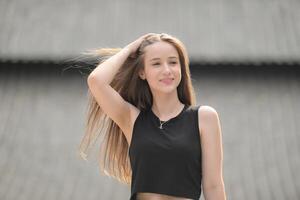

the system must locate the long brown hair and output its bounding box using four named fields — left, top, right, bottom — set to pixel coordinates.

left=78, top=33, right=197, bottom=185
